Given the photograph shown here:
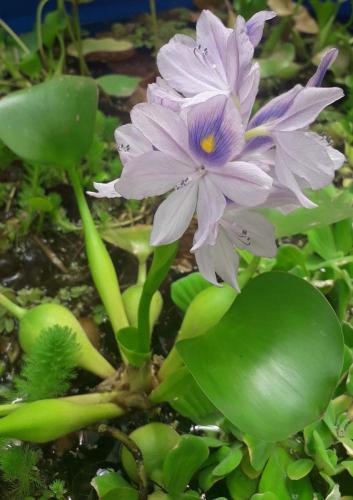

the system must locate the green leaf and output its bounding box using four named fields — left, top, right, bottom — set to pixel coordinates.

left=226, top=468, right=258, bottom=500
left=96, top=74, right=141, bottom=98
left=42, top=10, right=67, bottom=48
left=273, top=244, right=307, bottom=273
left=149, top=367, right=220, bottom=424
left=0, top=76, right=97, bottom=167
left=163, top=435, right=209, bottom=495
left=18, top=52, right=42, bottom=78
left=171, top=272, right=212, bottom=312
left=177, top=272, right=343, bottom=441
left=287, top=459, right=314, bottom=480
left=333, top=219, right=353, bottom=255
left=91, top=470, right=138, bottom=500
left=243, top=435, right=275, bottom=472
left=307, top=226, right=338, bottom=260
left=263, top=190, right=353, bottom=238
left=259, top=448, right=292, bottom=499
left=100, top=224, right=153, bottom=263
left=116, top=326, right=150, bottom=367
left=251, top=494, right=277, bottom=500
left=67, top=38, right=133, bottom=57
left=258, top=44, right=300, bottom=79
left=342, top=460, right=353, bottom=476
left=213, top=445, right=243, bottom=476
